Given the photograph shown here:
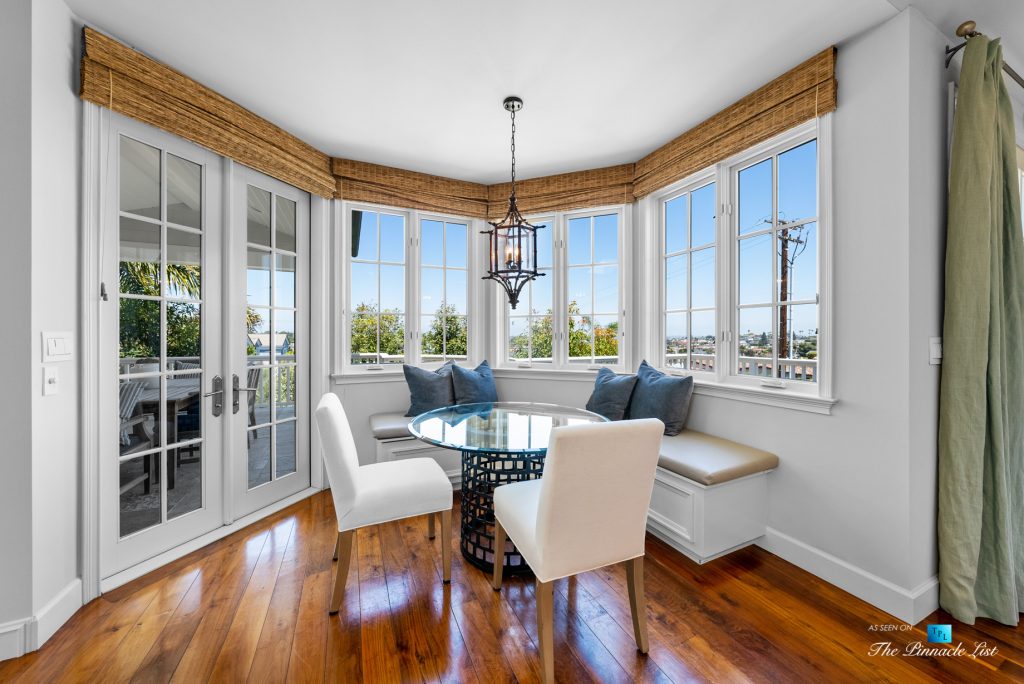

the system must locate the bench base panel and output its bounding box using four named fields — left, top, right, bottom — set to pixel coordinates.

left=375, top=437, right=461, bottom=487
left=646, top=467, right=772, bottom=564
